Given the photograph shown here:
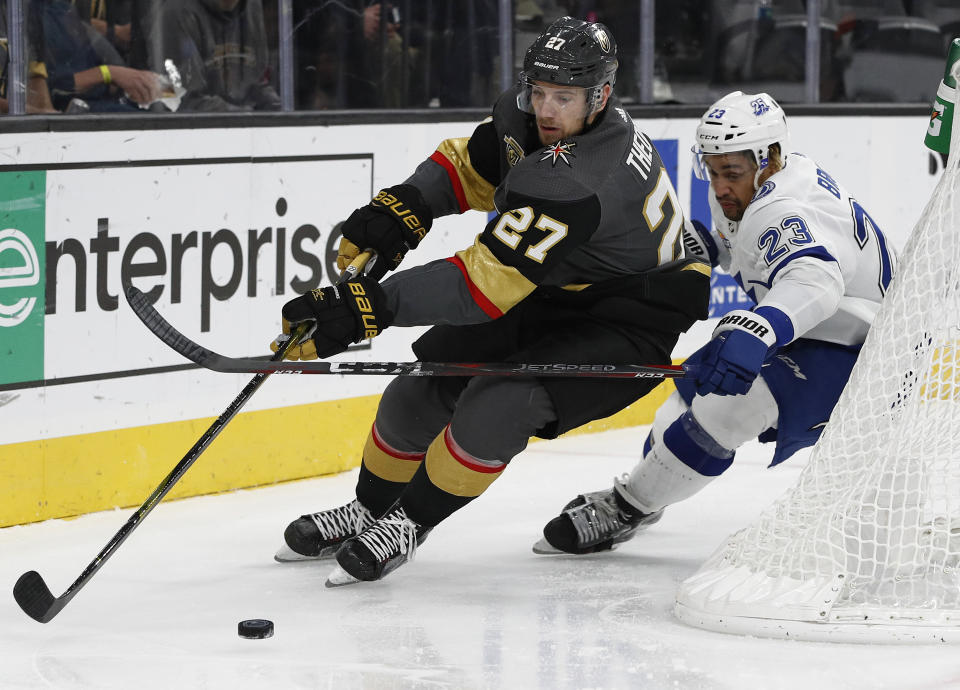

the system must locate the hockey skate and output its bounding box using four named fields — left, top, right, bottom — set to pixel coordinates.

left=533, top=479, right=663, bottom=555
left=325, top=505, right=432, bottom=586
left=274, top=499, right=376, bottom=562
